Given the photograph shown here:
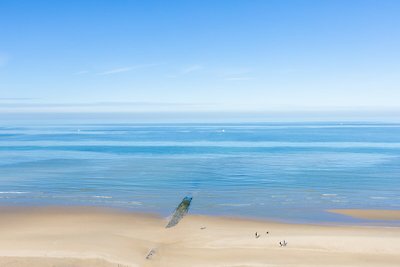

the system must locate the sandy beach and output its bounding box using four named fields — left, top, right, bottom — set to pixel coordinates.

left=0, top=207, right=399, bottom=267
